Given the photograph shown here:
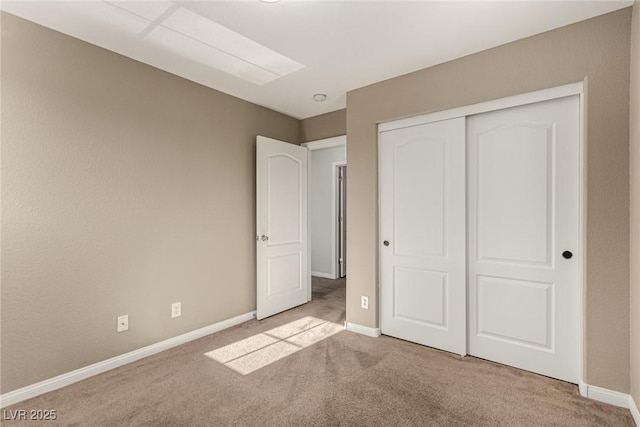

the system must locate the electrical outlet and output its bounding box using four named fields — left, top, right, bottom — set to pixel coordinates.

left=117, top=315, right=129, bottom=332
left=361, top=296, right=369, bottom=310
left=171, top=302, right=181, bottom=318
